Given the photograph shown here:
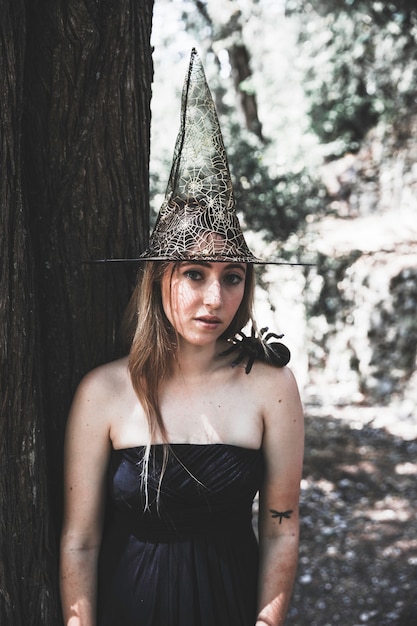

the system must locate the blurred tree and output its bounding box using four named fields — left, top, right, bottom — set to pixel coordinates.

left=286, top=0, right=417, bottom=152
left=184, top=0, right=264, bottom=140
left=176, top=0, right=323, bottom=244
left=227, top=126, right=323, bottom=244
left=229, top=42, right=265, bottom=141
left=1, top=0, right=154, bottom=623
